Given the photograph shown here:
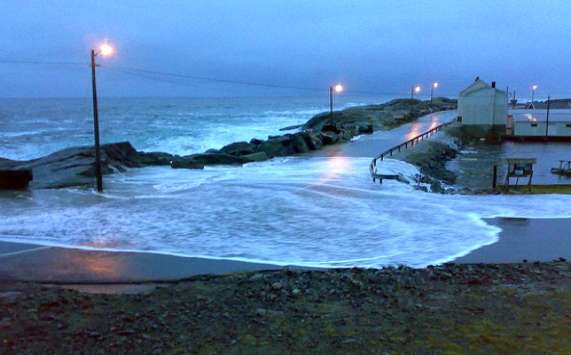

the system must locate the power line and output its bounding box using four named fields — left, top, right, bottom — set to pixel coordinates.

left=0, top=59, right=87, bottom=67
left=0, top=58, right=404, bottom=96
